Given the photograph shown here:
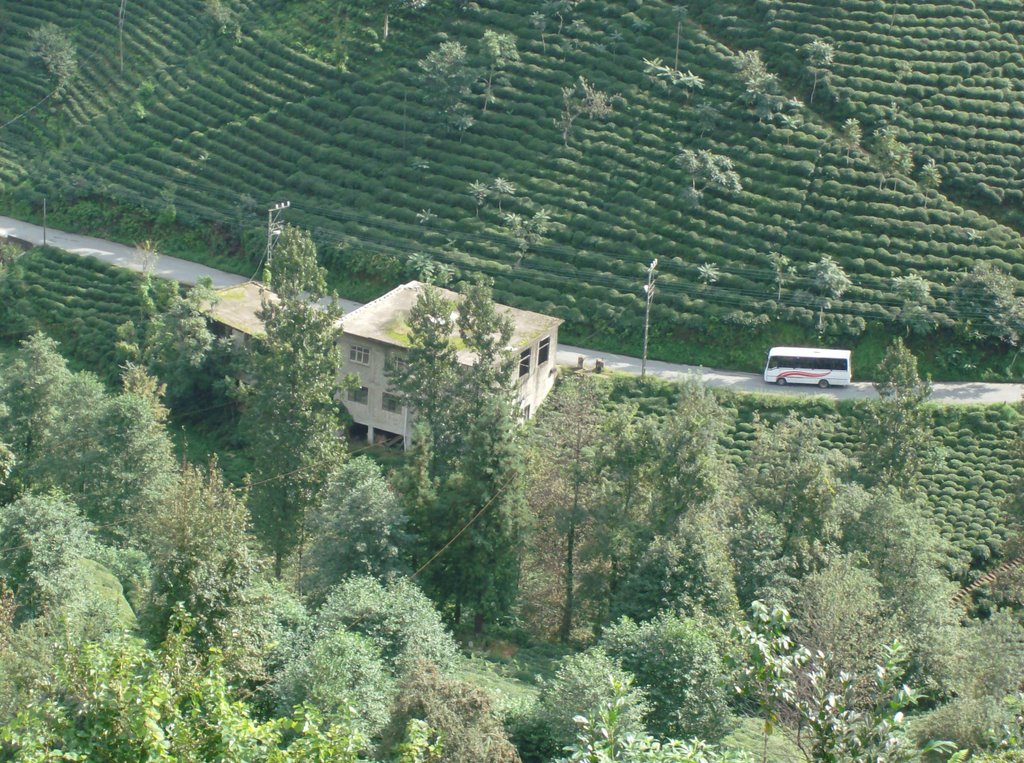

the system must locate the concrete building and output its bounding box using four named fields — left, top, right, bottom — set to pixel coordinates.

left=339, top=281, right=562, bottom=449
left=204, top=281, right=275, bottom=346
